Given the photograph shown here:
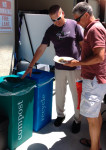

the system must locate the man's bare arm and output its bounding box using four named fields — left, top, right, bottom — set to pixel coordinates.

left=22, top=44, right=47, bottom=78
left=64, top=47, right=105, bottom=67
